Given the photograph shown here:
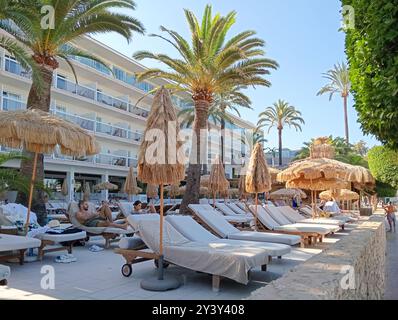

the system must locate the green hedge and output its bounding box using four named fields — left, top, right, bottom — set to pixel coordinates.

left=342, top=0, right=398, bottom=149
left=368, top=146, right=398, bottom=190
